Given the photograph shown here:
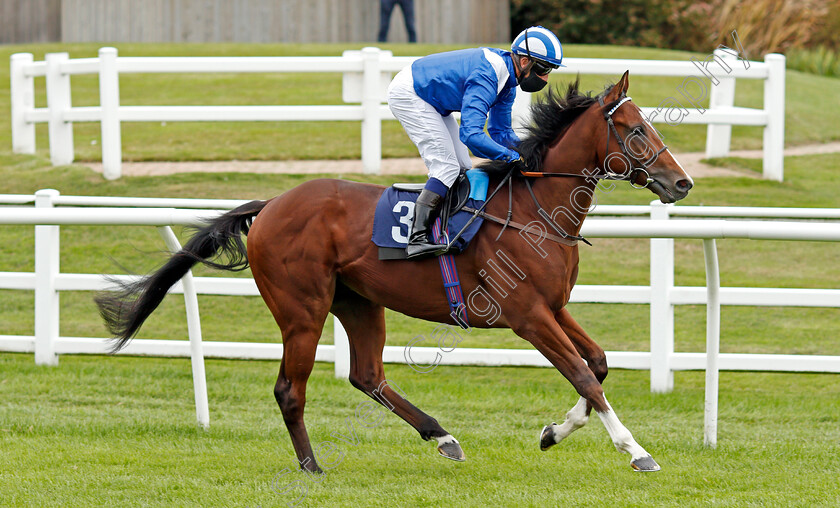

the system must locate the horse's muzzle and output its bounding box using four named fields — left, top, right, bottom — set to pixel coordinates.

left=649, top=177, right=692, bottom=203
